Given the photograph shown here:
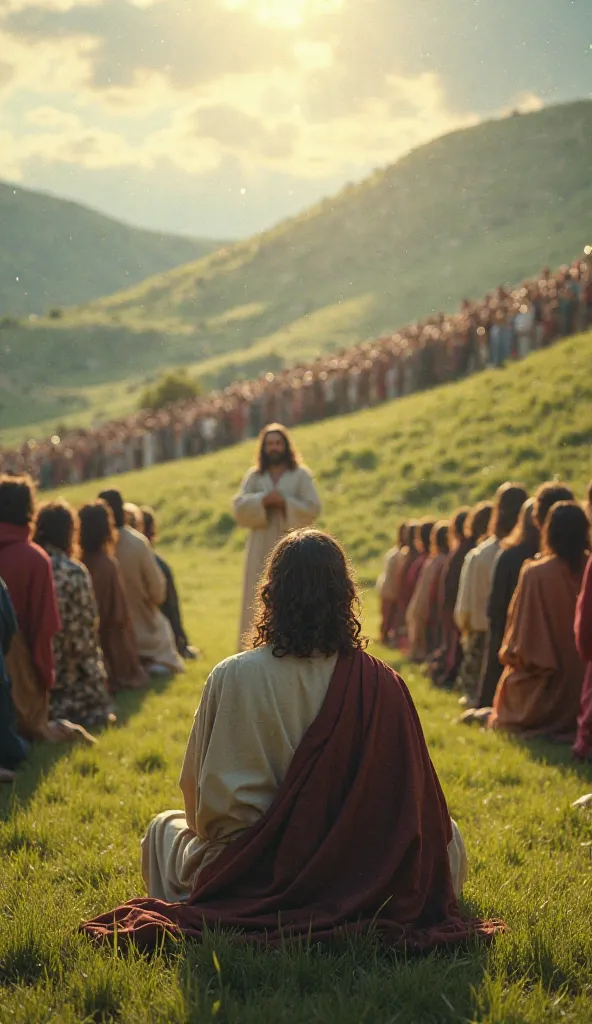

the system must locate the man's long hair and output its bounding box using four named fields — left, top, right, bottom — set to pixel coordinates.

left=250, top=529, right=367, bottom=658
left=257, top=423, right=300, bottom=474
